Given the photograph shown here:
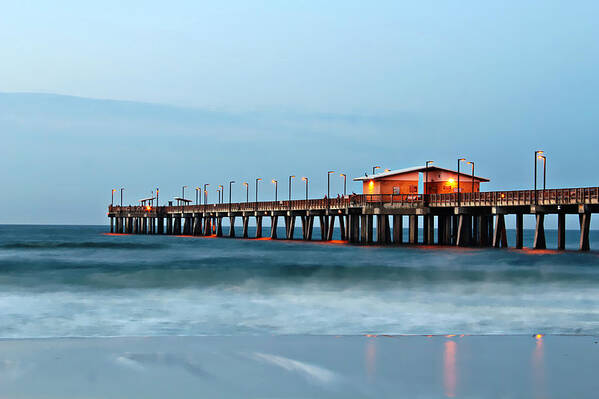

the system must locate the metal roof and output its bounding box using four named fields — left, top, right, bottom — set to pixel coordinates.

left=173, top=197, right=193, bottom=203
left=353, top=165, right=490, bottom=182
left=138, top=197, right=156, bottom=202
